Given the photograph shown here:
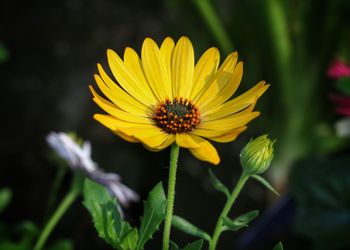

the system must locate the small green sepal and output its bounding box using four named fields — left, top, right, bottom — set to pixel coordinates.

left=222, top=210, right=259, bottom=231
left=208, top=169, right=230, bottom=198
left=252, top=175, right=280, bottom=196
